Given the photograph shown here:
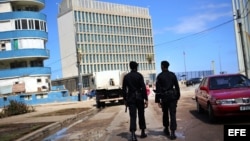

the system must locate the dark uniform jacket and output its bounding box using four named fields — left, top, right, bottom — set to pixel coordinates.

left=122, top=70, right=148, bottom=103
left=155, top=70, right=180, bottom=103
